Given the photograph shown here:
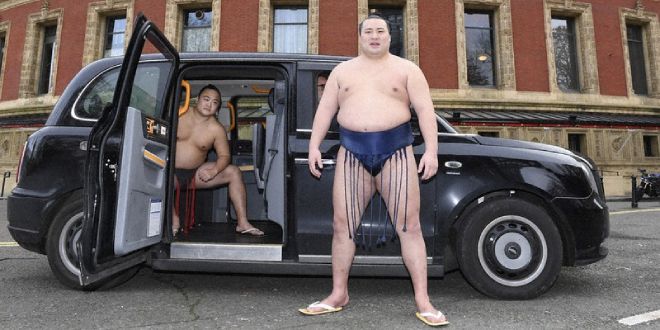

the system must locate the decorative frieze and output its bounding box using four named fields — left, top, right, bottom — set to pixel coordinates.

left=0, top=128, right=36, bottom=193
